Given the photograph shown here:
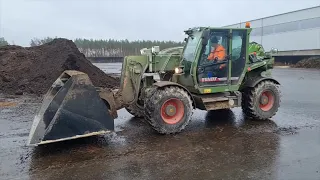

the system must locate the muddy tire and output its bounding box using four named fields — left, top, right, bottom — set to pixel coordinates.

left=125, top=104, right=144, bottom=118
left=242, top=80, right=280, bottom=120
left=145, top=86, right=193, bottom=134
